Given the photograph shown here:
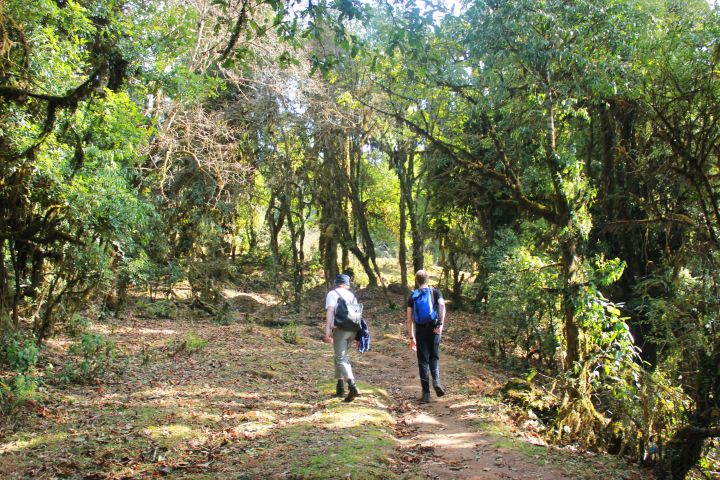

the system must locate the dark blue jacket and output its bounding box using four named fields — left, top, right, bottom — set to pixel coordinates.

left=356, top=319, right=370, bottom=352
